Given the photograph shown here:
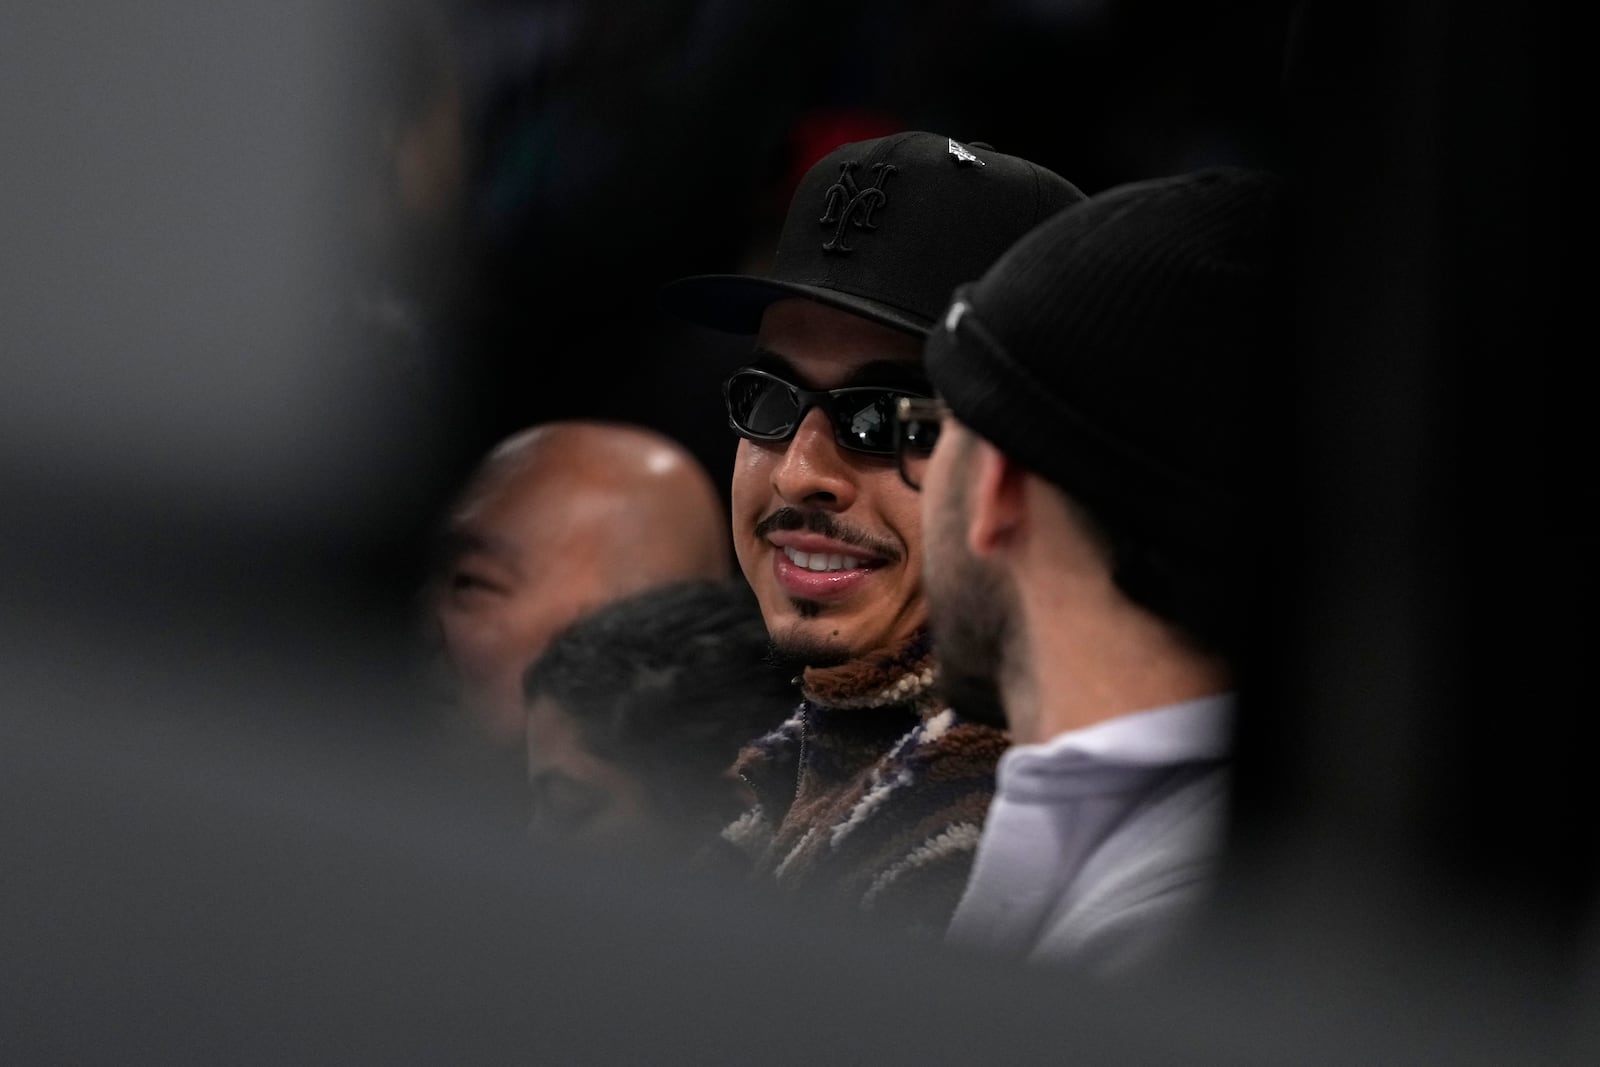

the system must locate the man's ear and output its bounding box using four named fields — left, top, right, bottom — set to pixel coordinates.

left=967, top=440, right=1028, bottom=558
